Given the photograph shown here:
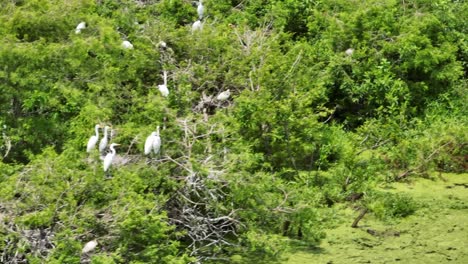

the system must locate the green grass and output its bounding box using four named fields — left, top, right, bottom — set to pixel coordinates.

left=284, top=173, right=468, bottom=264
